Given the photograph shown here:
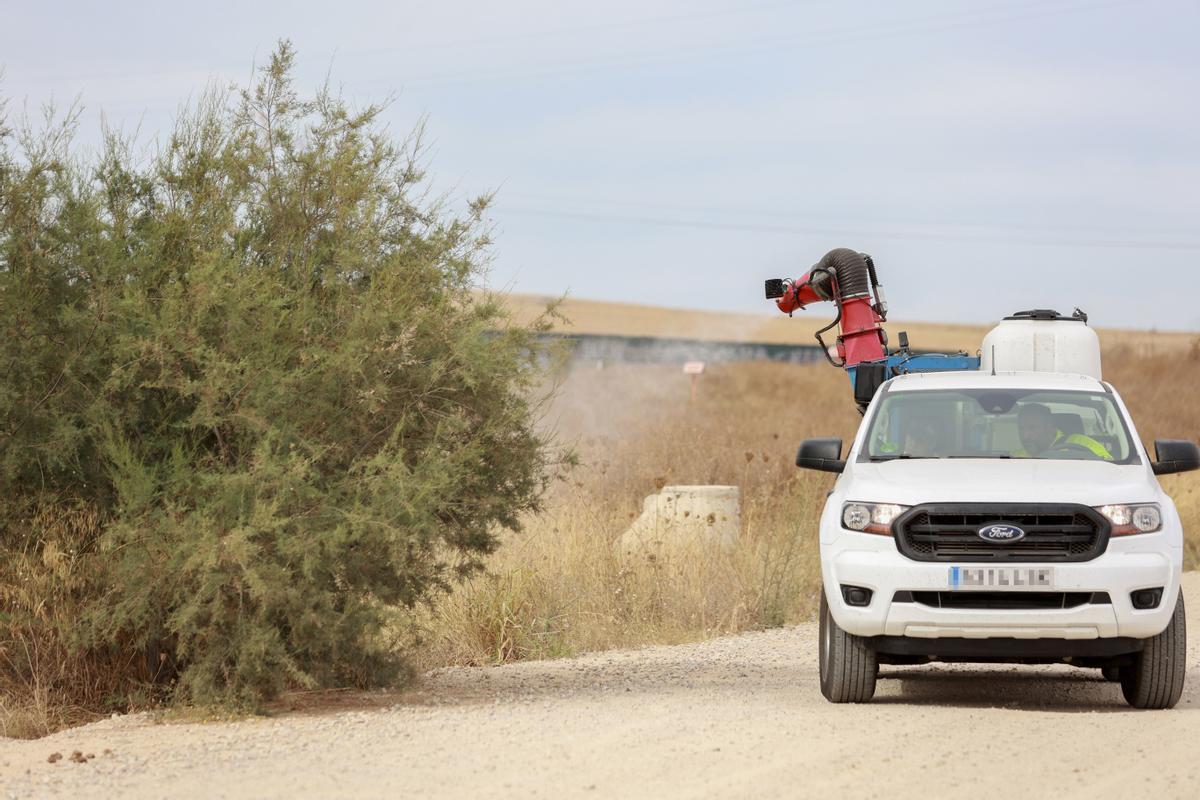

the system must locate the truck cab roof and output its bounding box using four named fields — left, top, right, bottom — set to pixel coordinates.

left=886, top=369, right=1109, bottom=394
